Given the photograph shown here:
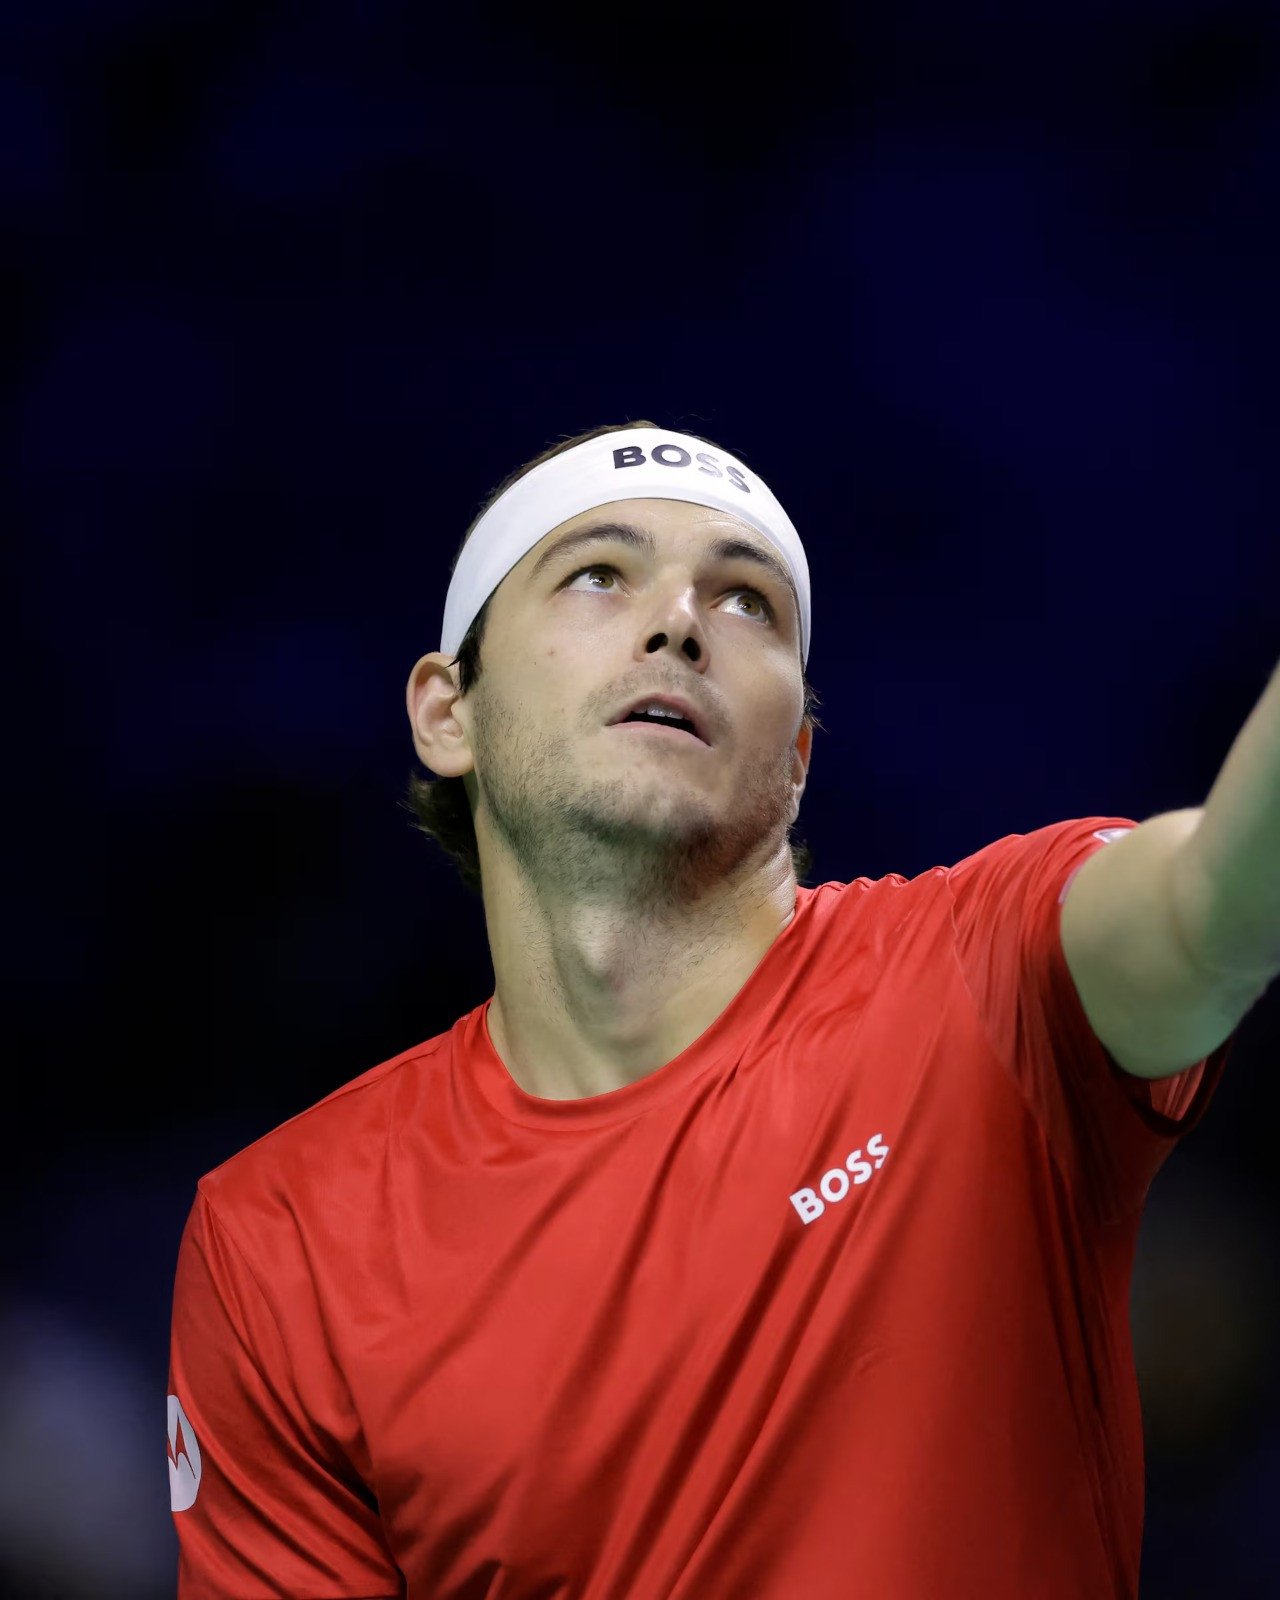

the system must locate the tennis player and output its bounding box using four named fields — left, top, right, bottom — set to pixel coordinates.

left=167, top=421, right=1279, bottom=1598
